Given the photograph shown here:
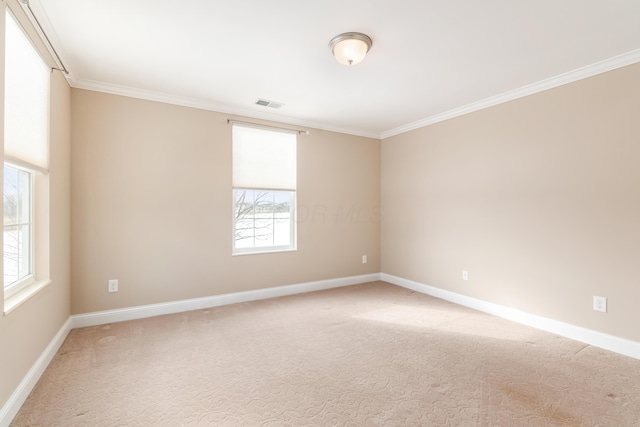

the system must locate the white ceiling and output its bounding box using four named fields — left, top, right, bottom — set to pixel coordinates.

left=27, top=0, right=640, bottom=139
